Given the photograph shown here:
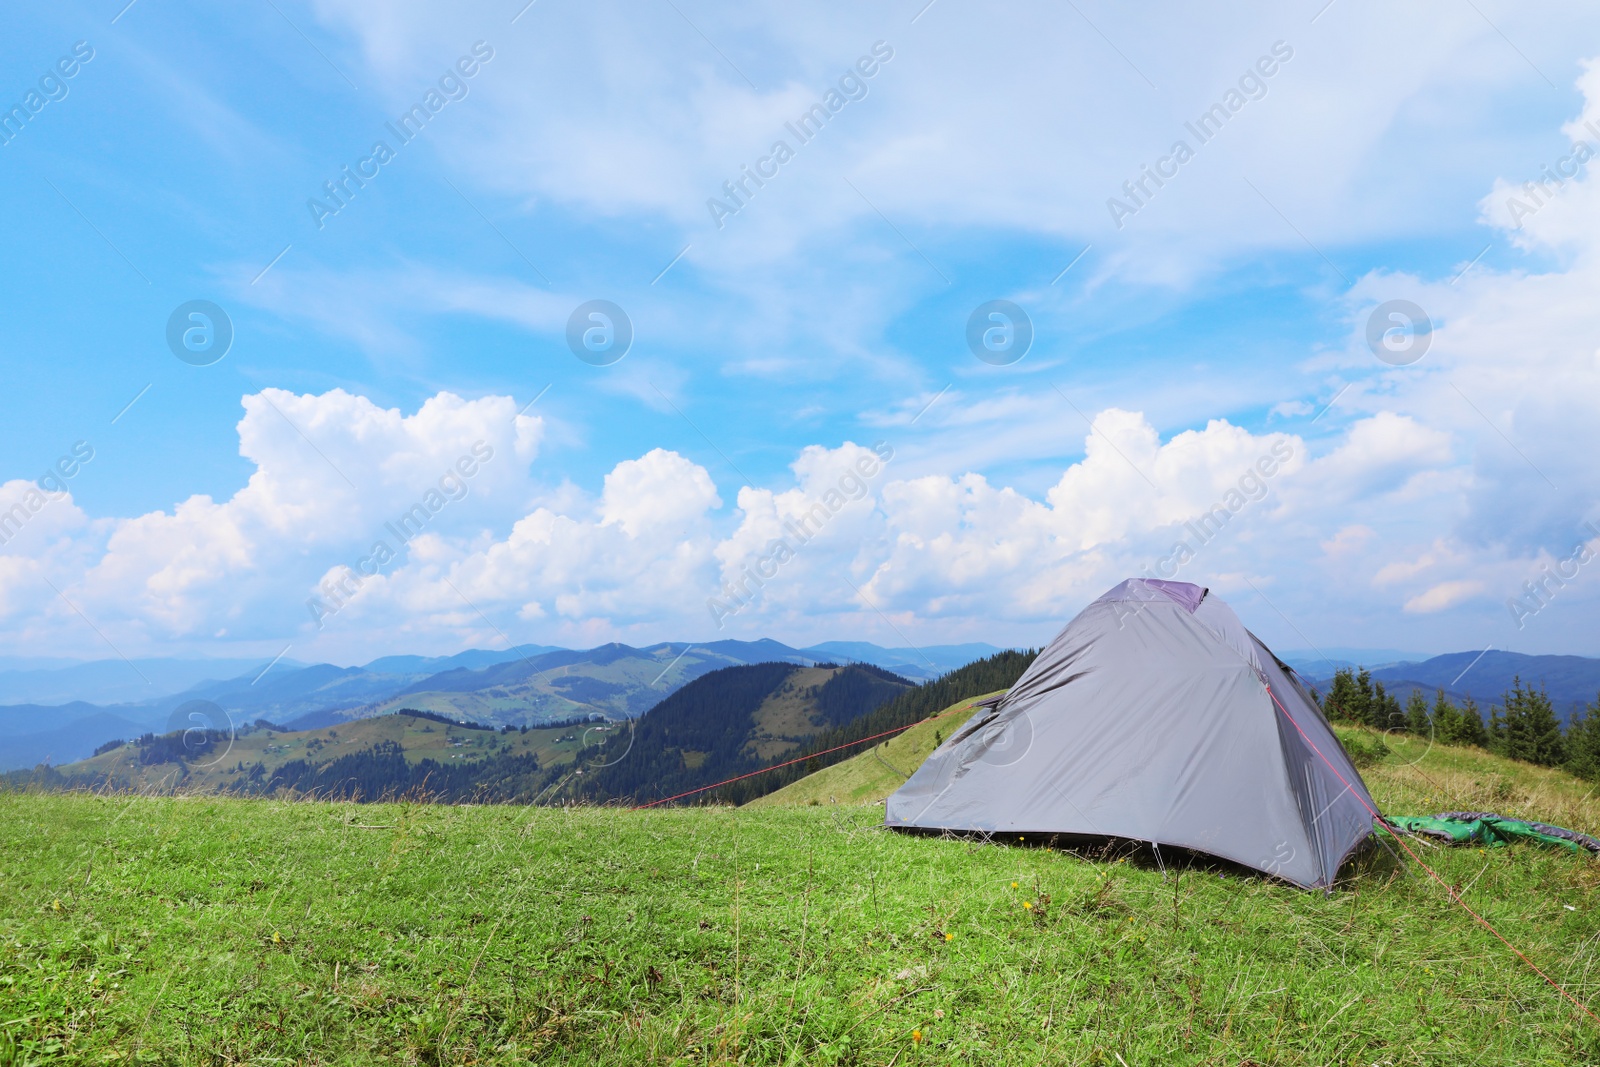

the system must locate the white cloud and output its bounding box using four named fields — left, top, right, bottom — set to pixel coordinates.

left=1405, top=580, right=1485, bottom=614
